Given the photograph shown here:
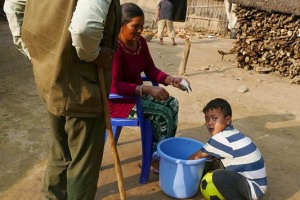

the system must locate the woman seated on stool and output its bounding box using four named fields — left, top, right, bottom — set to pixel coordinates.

left=109, top=2, right=188, bottom=173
